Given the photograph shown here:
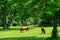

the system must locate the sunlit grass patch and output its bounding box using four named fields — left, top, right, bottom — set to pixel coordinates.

left=0, top=26, right=60, bottom=40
